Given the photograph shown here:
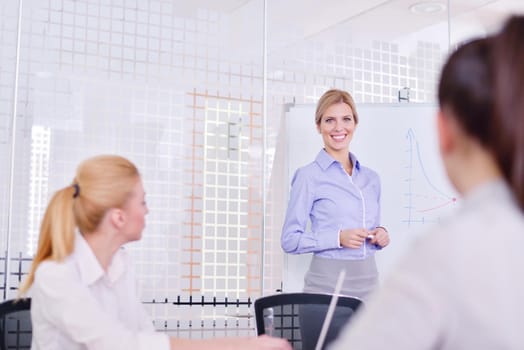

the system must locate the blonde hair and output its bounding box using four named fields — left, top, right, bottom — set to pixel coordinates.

left=315, top=89, right=359, bottom=125
left=18, top=155, right=140, bottom=295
